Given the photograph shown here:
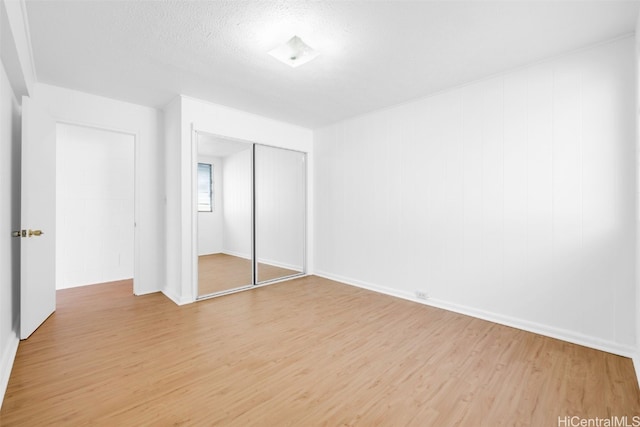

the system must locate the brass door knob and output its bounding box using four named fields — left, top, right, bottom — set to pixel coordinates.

left=28, top=229, right=44, bottom=237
